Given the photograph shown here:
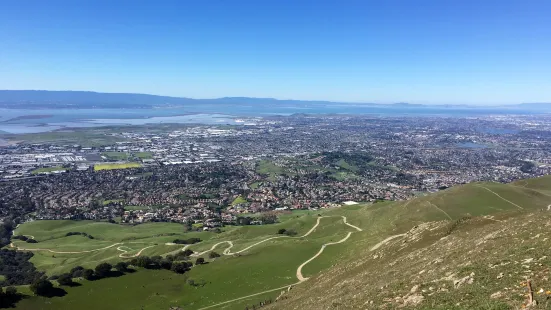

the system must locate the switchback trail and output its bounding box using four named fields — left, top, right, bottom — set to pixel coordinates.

left=296, top=232, right=352, bottom=281
left=197, top=216, right=363, bottom=310
left=11, top=239, right=155, bottom=258
left=191, top=216, right=361, bottom=257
